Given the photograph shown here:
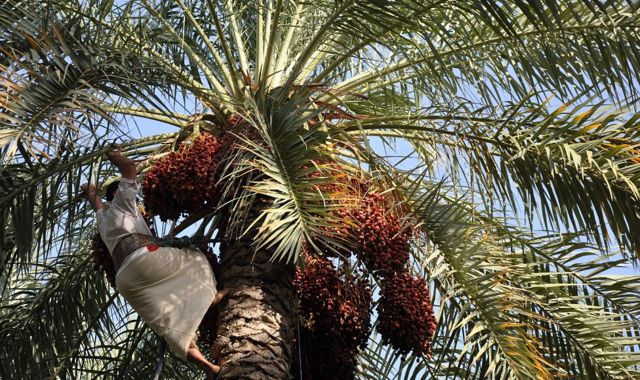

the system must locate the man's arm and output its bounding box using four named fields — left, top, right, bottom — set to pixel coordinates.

left=81, top=183, right=103, bottom=211
left=106, top=146, right=137, bottom=180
